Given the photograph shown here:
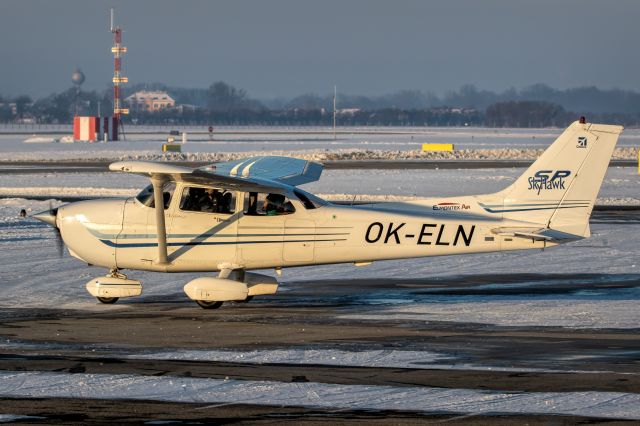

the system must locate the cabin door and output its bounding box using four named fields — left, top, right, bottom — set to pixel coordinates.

left=166, top=185, right=239, bottom=269
left=283, top=218, right=315, bottom=262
